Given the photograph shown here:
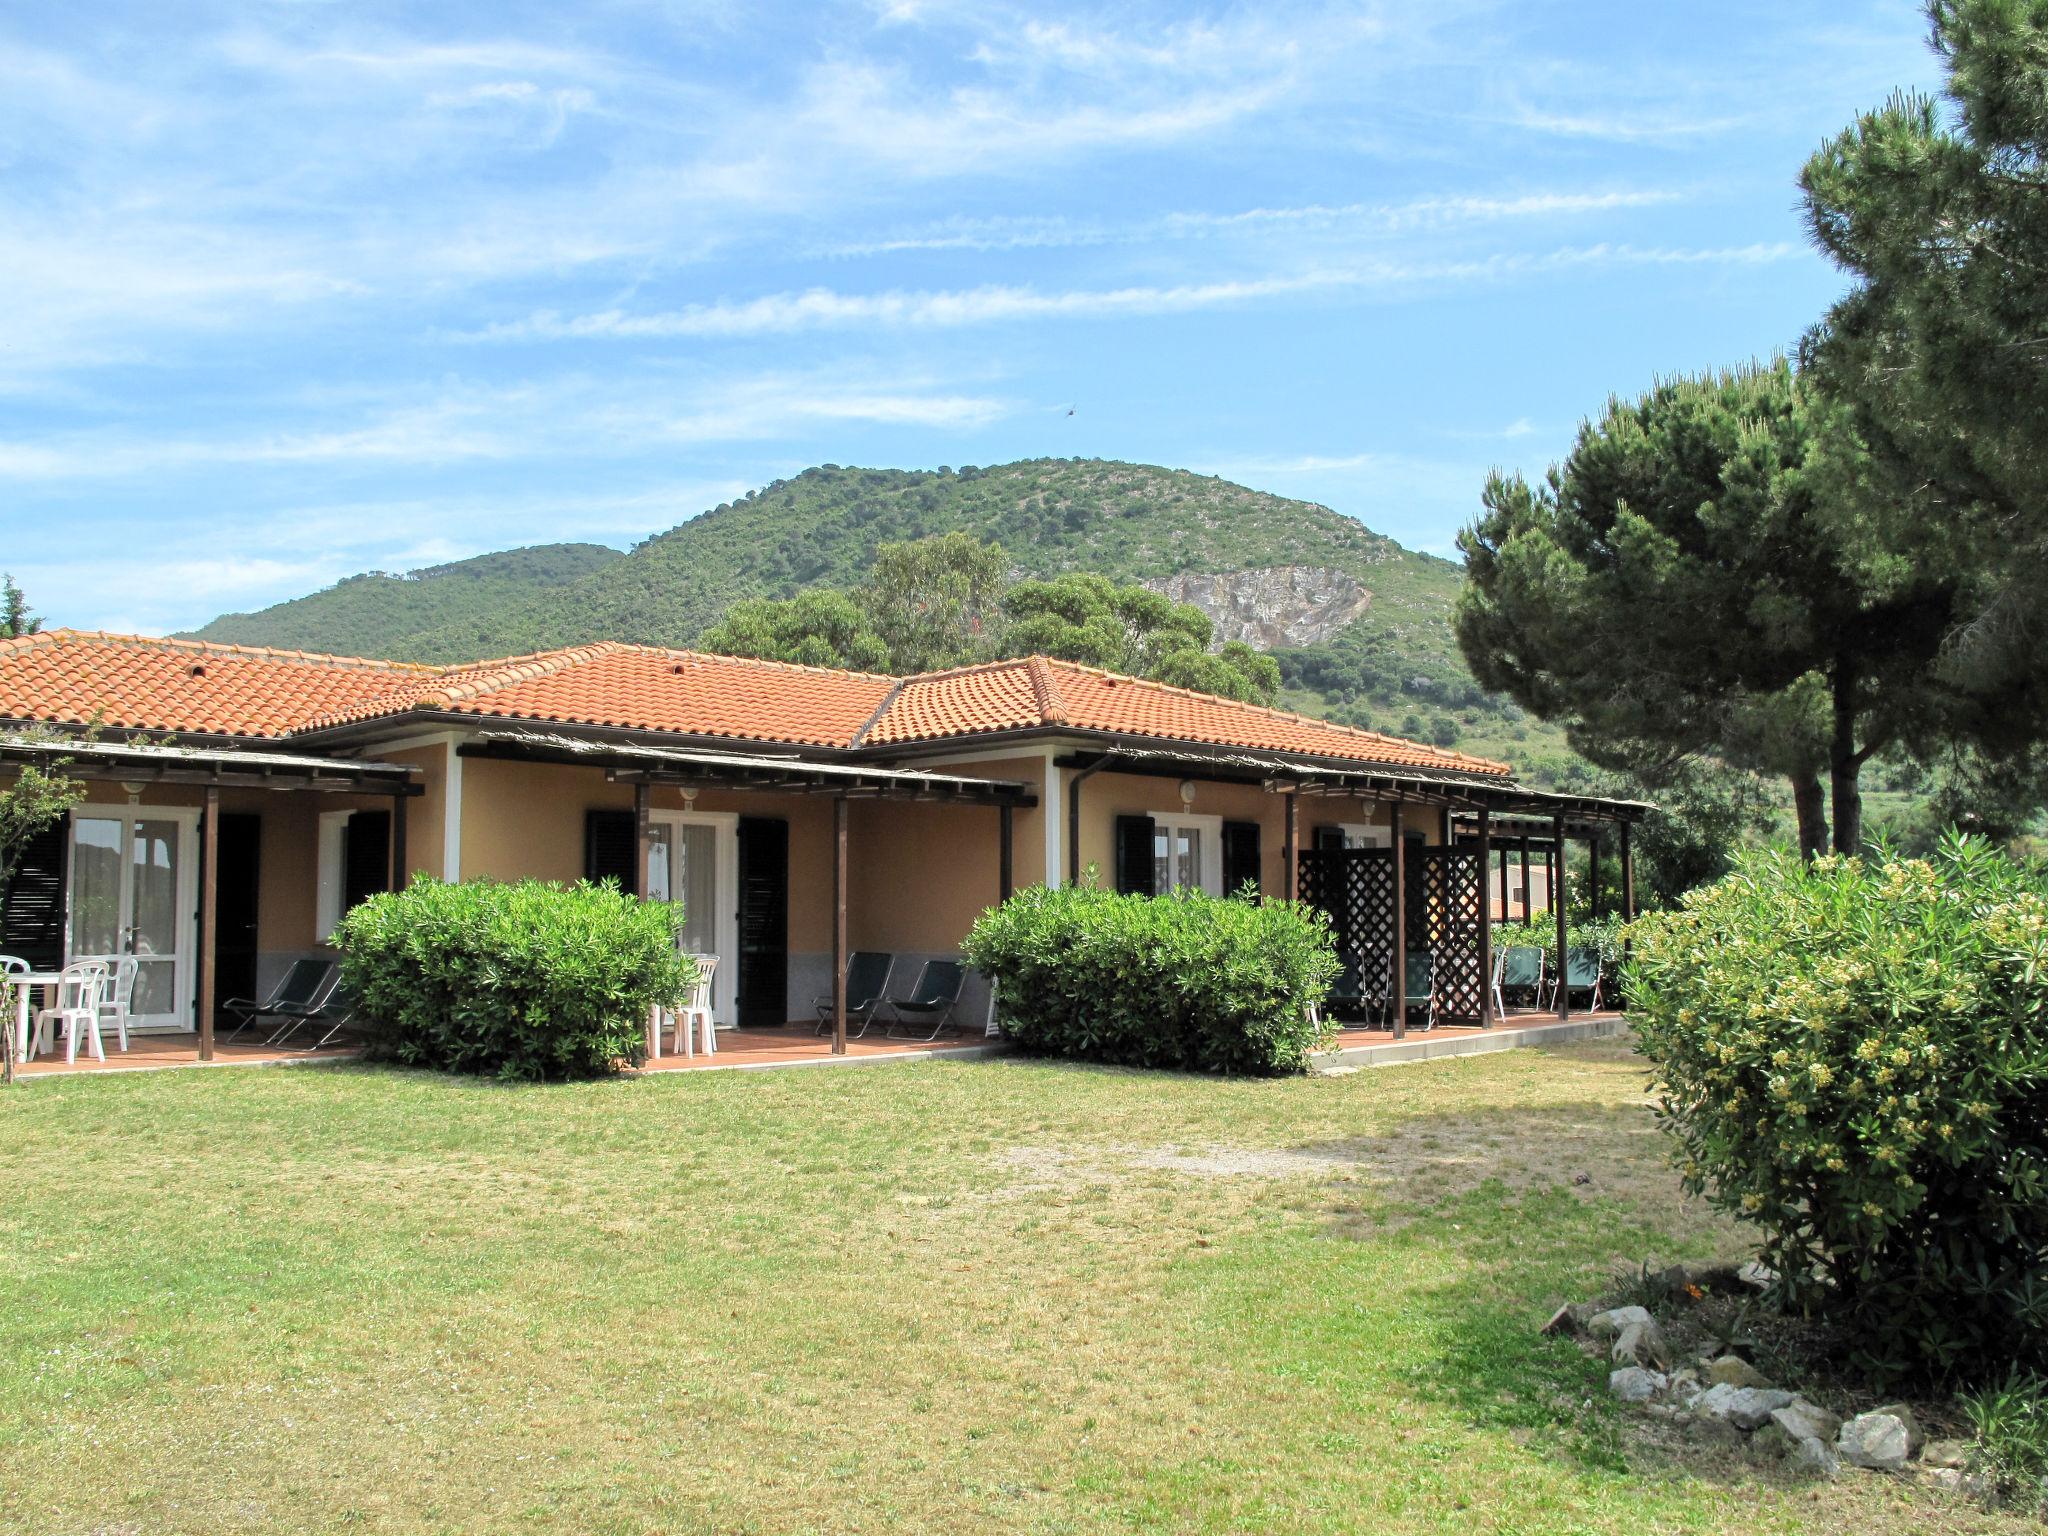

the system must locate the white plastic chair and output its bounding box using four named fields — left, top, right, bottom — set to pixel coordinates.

left=1, top=956, right=27, bottom=1065
left=87, top=955, right=136, bottom=1053
left=34, top=959, right=110, bottom=1064
left=670, top=954, right=719, bottom=1058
